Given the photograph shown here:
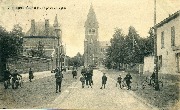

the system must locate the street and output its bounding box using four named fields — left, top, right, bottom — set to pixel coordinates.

left=47, top=70, right=157, bottom=110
